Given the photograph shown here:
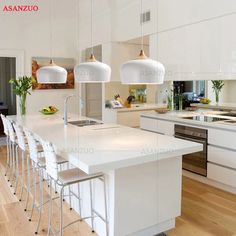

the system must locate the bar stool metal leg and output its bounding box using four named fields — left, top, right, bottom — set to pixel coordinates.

left=14, top=145, right=20, bottom=195
left=25, top=154, right=31, bottom=211
left=19, top=151, right=27, bottom=201
left=59, top=186, right=65, bottom=236
left=78, top=184, right=82, bottom=218
left=5, top=136, right=10, bottom=177
left=103, top=177, right=109, bottom=236
left=9, top=142, right=15, bottom=186
left=47, top=178, right=53, bottom=236
left=35, top=168, right=44, bottom=235
left=29, top=162, right=37, bottom=221
left=7, top=139, right=12, bottom=182
left=89, top=180, right=95, bottom=233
